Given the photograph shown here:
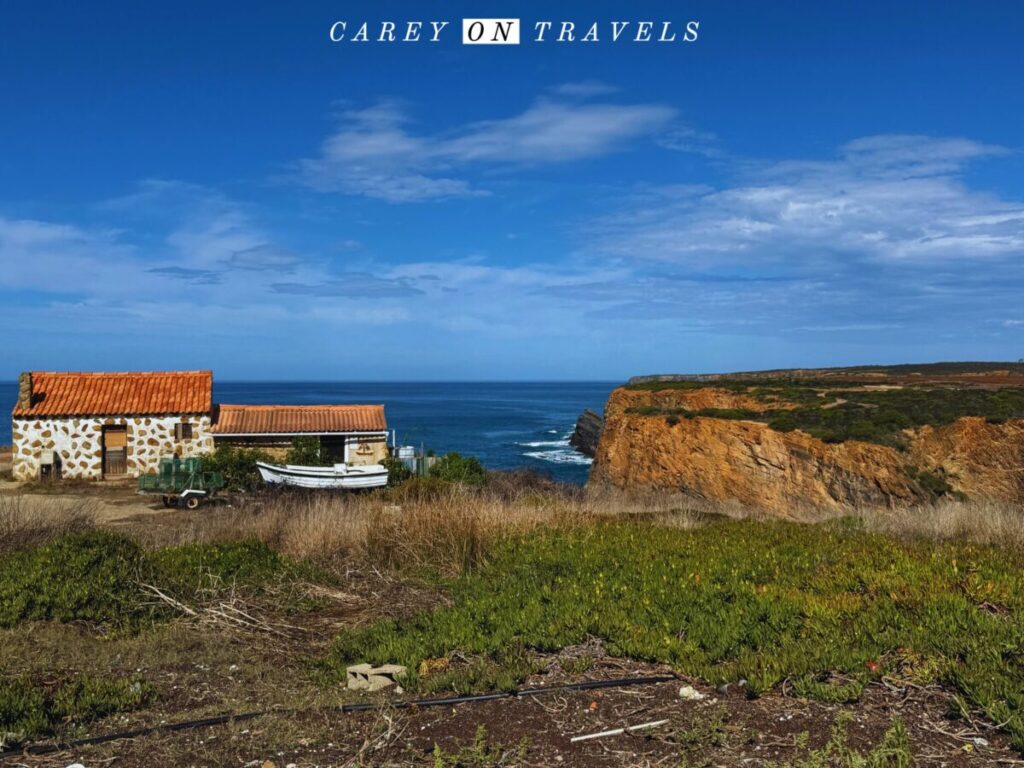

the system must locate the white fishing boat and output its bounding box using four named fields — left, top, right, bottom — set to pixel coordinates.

left=255, top=461, right=388, bottom=490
